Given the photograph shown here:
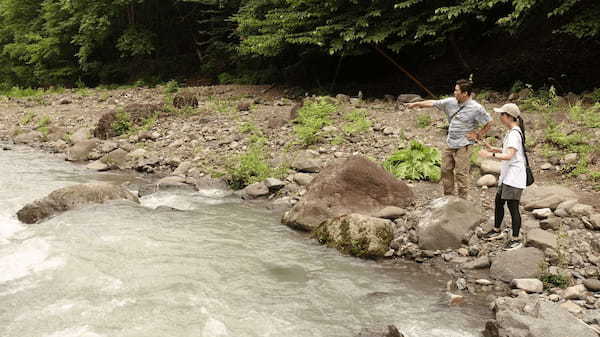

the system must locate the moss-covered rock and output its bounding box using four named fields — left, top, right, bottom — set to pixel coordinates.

left=314, top=213, right=394, bottom=259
